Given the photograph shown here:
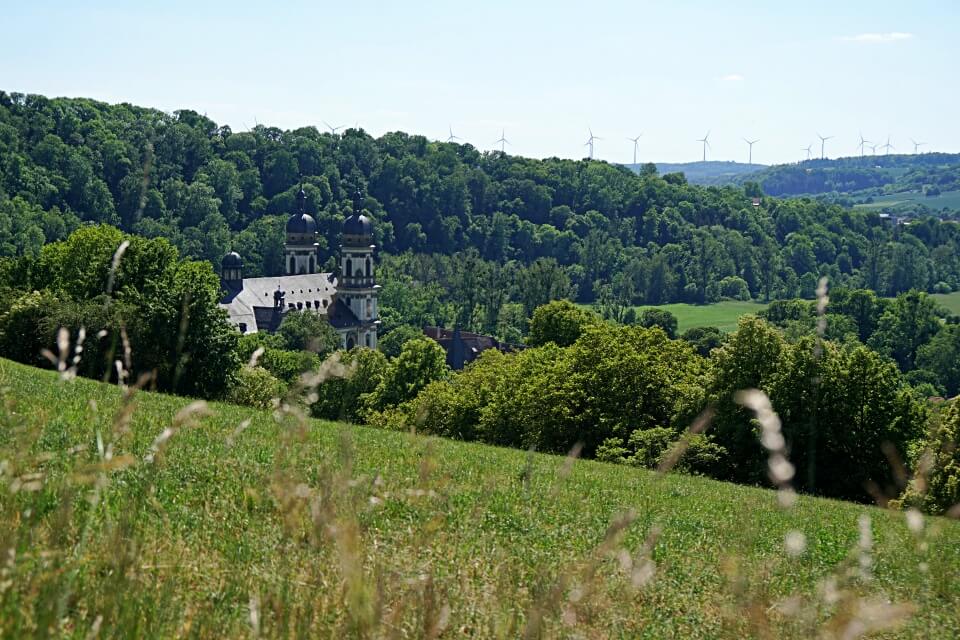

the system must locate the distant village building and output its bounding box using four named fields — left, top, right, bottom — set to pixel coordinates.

left=219, top=187, right=380, bottom=349
left=423, top=326, right=523, bottom=370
